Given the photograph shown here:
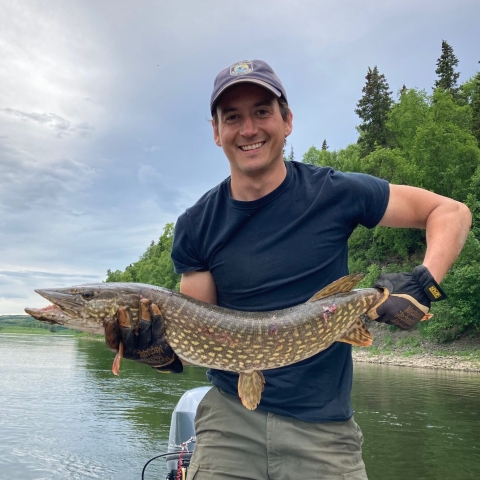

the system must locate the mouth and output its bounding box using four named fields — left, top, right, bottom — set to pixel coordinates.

left=24, top=304, right=69, bottom=324
left=238, top=141, right=265, bottom=152
left=32, top=289, right=83, bottom=318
